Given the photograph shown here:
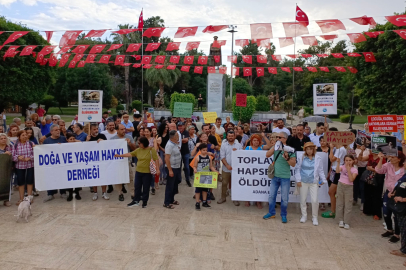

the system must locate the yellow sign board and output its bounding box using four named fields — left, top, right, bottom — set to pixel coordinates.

left=202, top=112, right=218, bottom=123
left=194, top=172, right=218, bottom=189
